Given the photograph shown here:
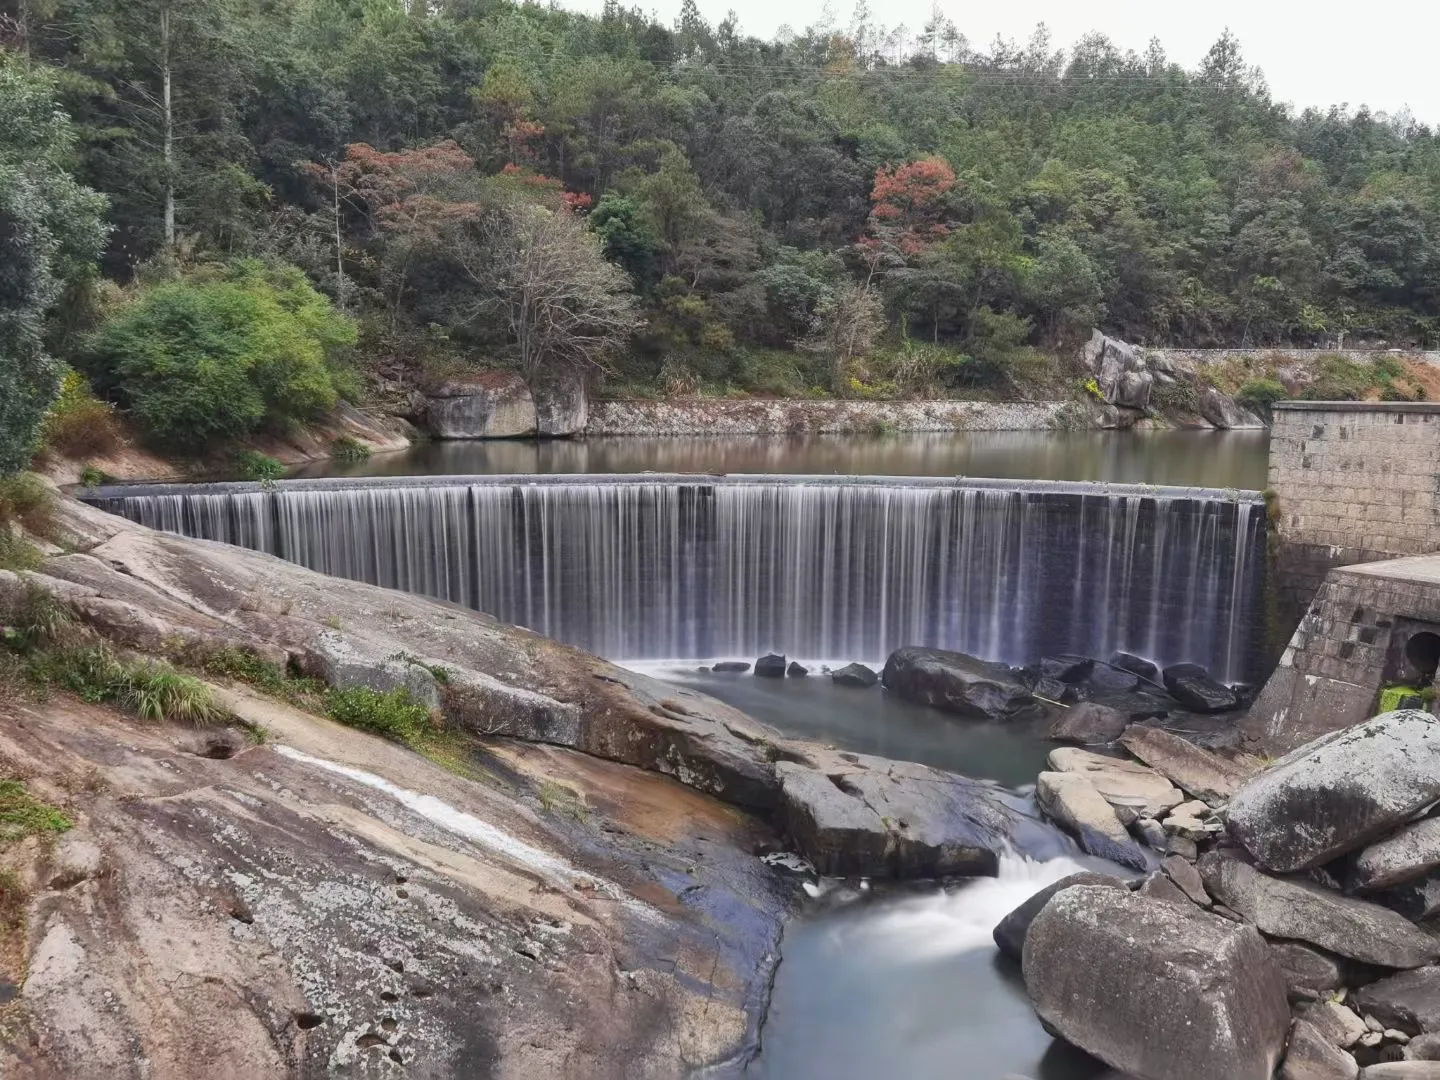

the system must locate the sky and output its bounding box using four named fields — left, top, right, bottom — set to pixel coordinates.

left=559, top=0, right=1440, bottom=126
